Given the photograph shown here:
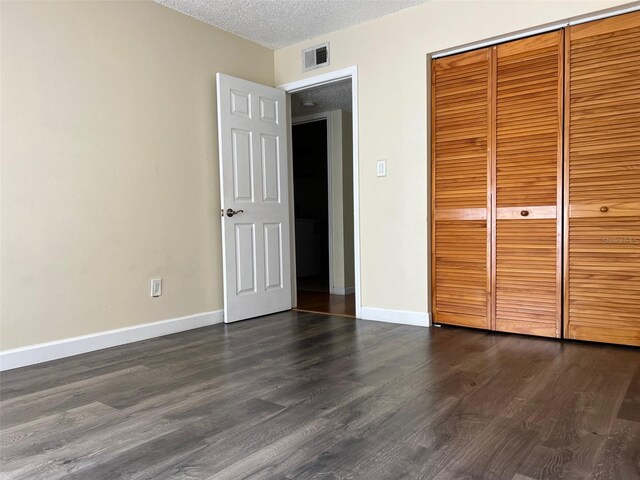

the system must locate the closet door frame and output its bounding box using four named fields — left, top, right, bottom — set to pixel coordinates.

left=489, top=49, right=497, bottom=332
left=556, top=33, right=565, bottom=339
left=562, top=28, right=571, bottom=339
